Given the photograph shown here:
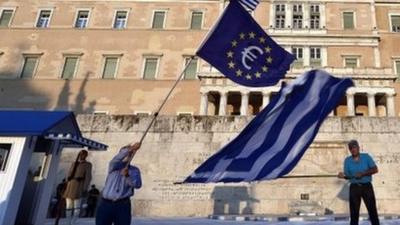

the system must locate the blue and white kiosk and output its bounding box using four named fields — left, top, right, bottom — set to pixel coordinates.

left=0, top=111, right=107, bottom=225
